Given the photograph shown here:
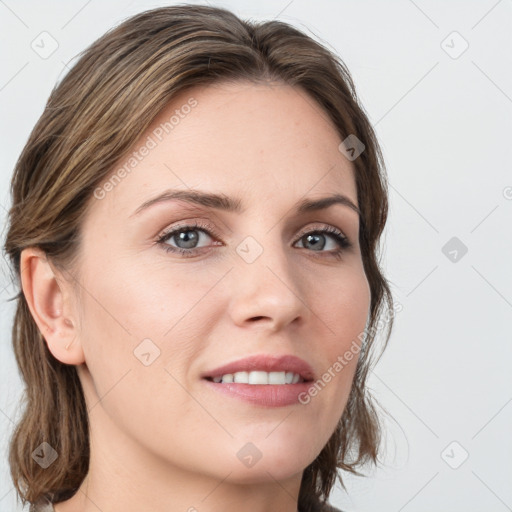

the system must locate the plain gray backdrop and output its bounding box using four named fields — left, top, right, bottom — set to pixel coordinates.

left=1, top=1, right=511, bottom=511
